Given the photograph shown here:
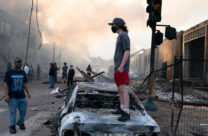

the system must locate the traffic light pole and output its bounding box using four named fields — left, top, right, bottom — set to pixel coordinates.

left=145, top=25, right=158, bottom=111
left=149, top=26, right=156, bottom=97
left=145, top=0, right=162, bottom=111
